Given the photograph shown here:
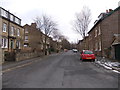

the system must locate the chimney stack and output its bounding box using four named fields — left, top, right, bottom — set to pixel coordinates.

left=106, top=10, right=109, bottom=13
left=109, top=9, right=113, bottom=12
left=31, top=23, right=37, bottom=28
